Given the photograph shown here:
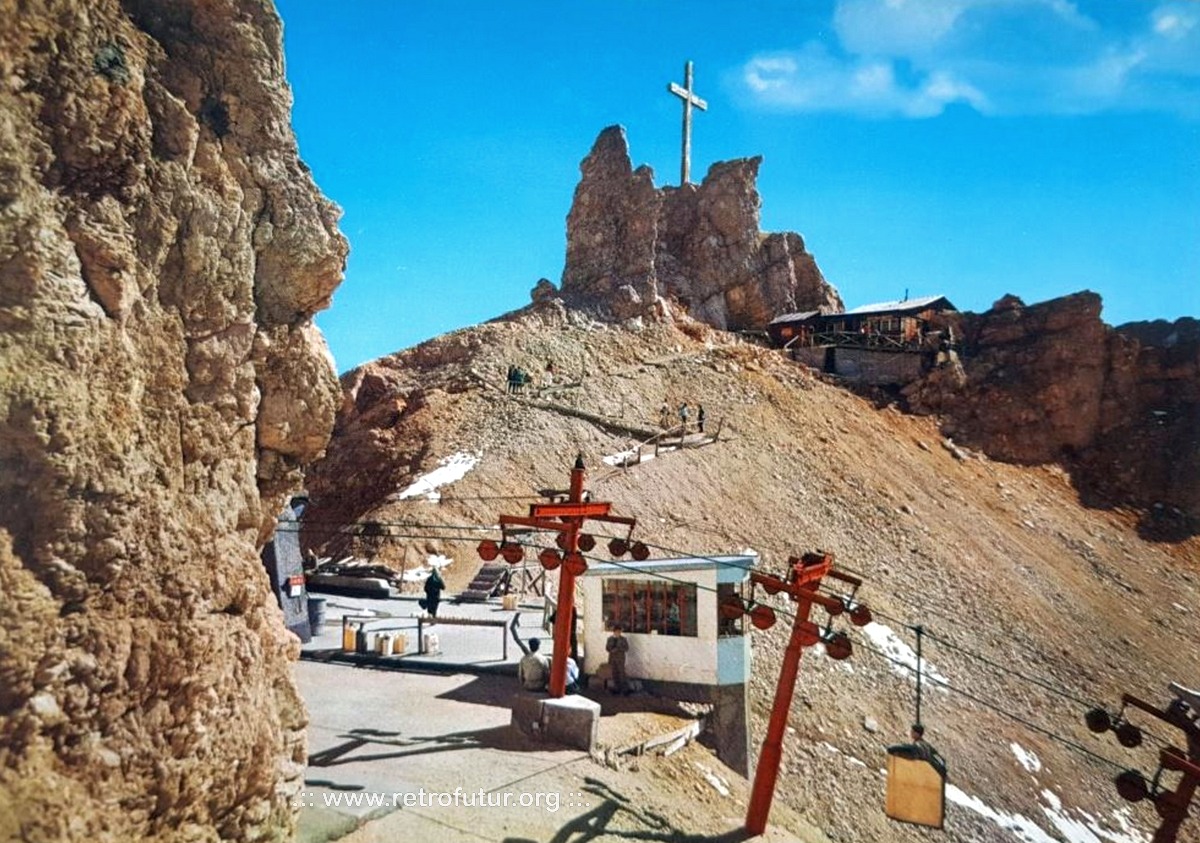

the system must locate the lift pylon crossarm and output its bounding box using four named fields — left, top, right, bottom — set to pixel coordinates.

left=825, top=568, right=864, bottom=588
left=748, top=570, right=848, bottom=615
left=499, top=515, right=580, bottom=535
left=1158, top=745, right=1200, bottom=777
left=528, top=501, right=613, bottom=519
